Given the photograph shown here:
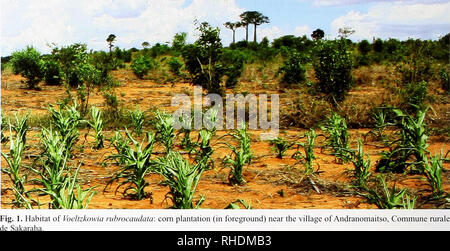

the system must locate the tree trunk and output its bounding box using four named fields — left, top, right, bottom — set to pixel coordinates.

left=254, top=23, right=257, bottom=43
left=232, top=30, right=236, bottom=44
left=245, top=25, right=249, bottom=42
